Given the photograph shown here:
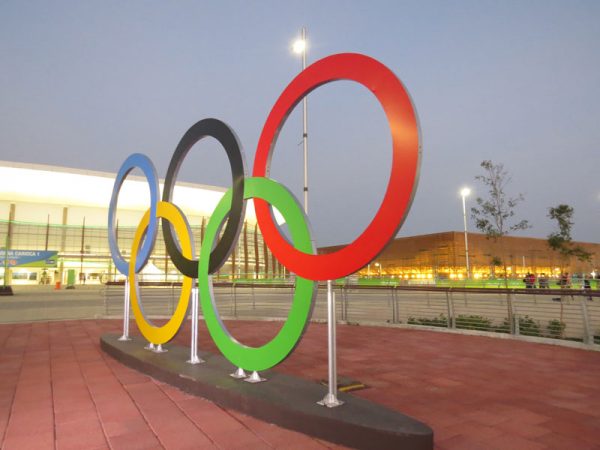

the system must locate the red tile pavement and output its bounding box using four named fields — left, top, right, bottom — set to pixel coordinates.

left=0, top=319, right=599, bottom=449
